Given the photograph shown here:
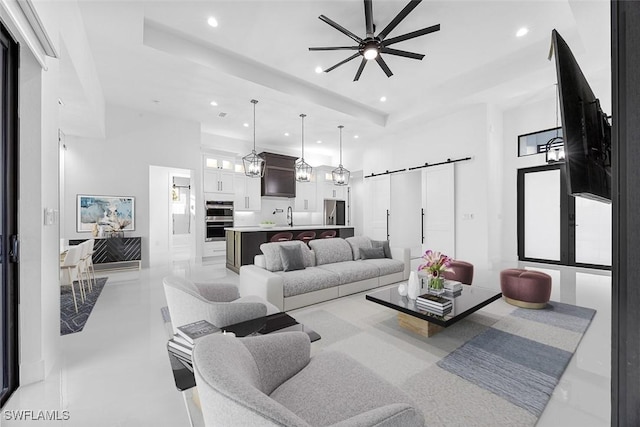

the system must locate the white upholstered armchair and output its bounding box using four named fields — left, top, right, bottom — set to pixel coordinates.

left=162, top=276, right=279, bottom=333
